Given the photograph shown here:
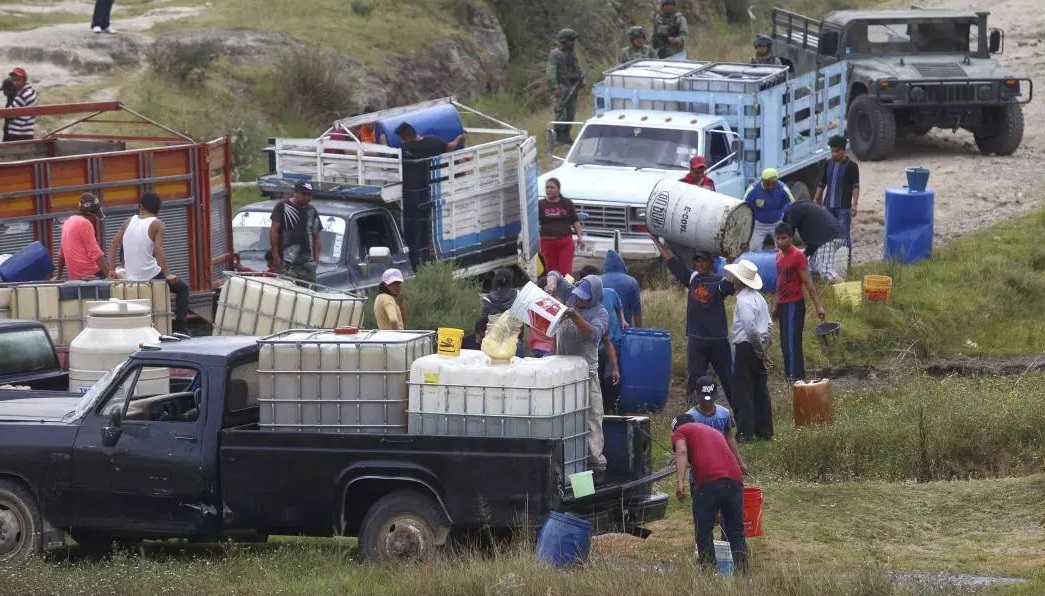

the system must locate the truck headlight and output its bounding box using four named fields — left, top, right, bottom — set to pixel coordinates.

left=629, top=207, right=648, bottom=233
left=1001, top=79, right=1021, bottom=97
left=977, top=85, right=993, bottom=101
left=910, top=86, right=926, bottom=102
